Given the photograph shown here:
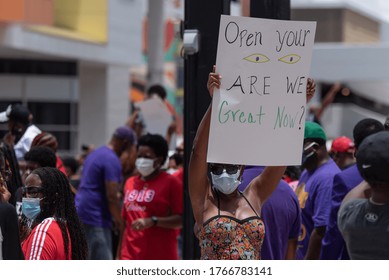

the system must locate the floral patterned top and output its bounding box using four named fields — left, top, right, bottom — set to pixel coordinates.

left=197, top=192, right=265, bottom=260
